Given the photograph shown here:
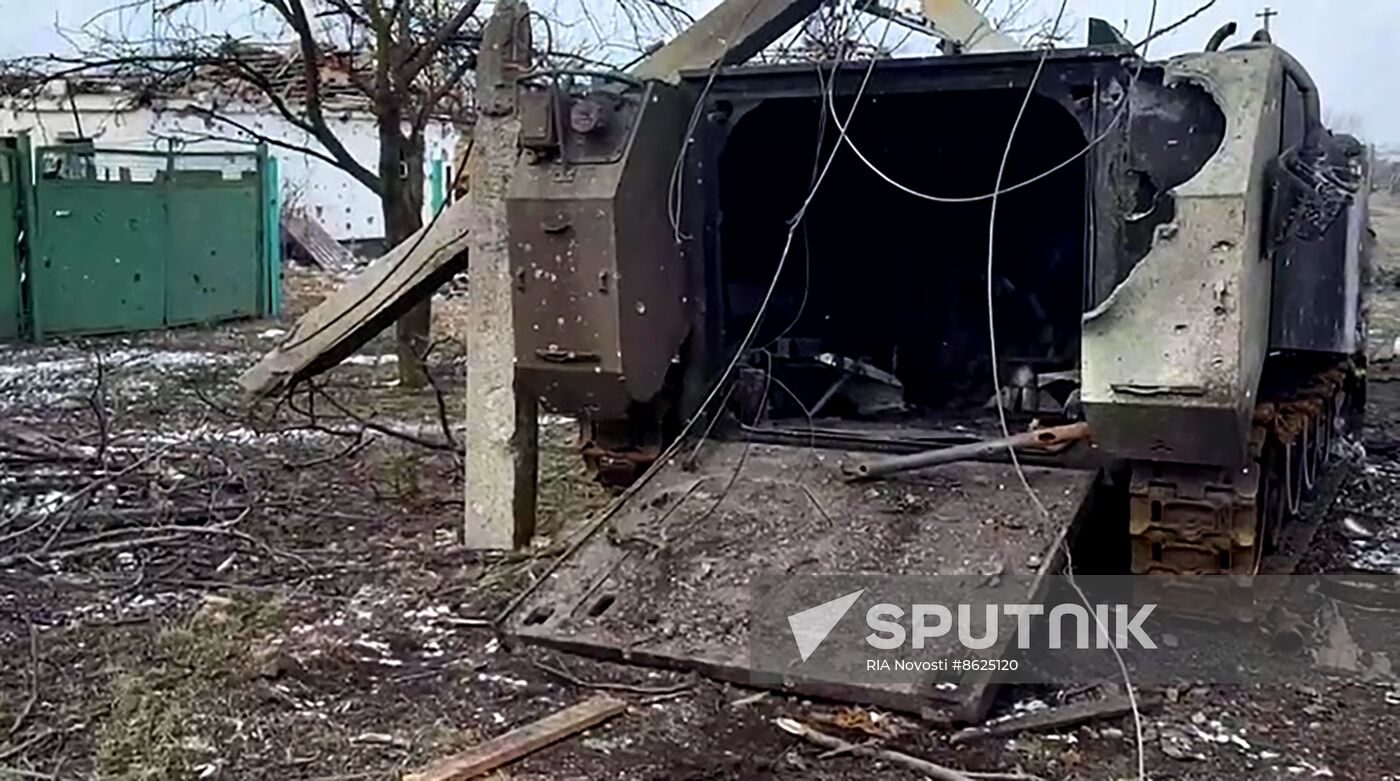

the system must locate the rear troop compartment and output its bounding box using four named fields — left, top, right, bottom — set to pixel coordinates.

left=678, top=50, right=1226, bottom=431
